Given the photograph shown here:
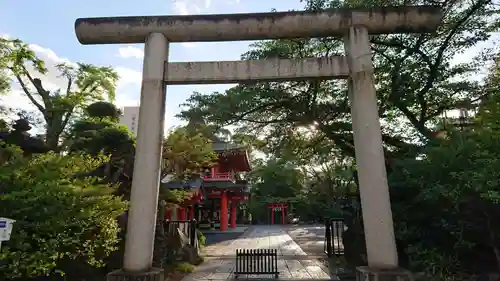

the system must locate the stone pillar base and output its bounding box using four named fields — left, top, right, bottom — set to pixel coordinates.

left=356, top=266, right=413, bottom=281
left=107, top=268, right=164, bottom=281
